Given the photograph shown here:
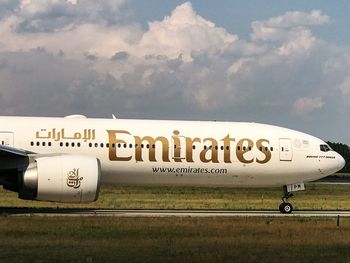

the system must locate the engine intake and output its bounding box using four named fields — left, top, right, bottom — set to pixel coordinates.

left=19, top=155, right=101, bottom=203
